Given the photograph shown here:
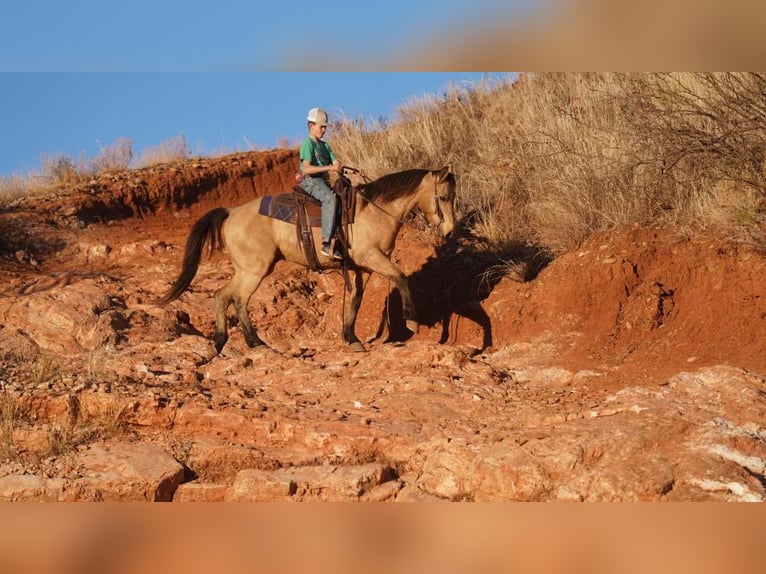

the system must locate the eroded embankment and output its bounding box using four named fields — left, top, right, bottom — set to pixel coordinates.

left=0, top=149, right=298, bottom=258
